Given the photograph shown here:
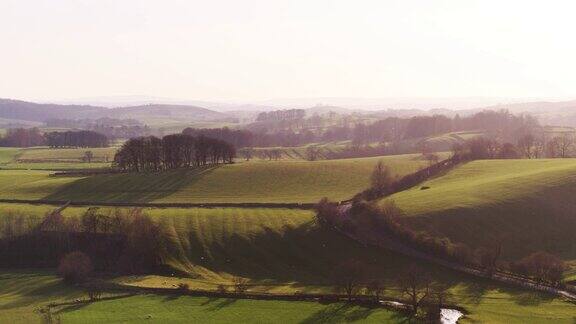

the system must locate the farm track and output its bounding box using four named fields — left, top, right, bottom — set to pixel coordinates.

left=0, top=198, right=316, bottom=209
